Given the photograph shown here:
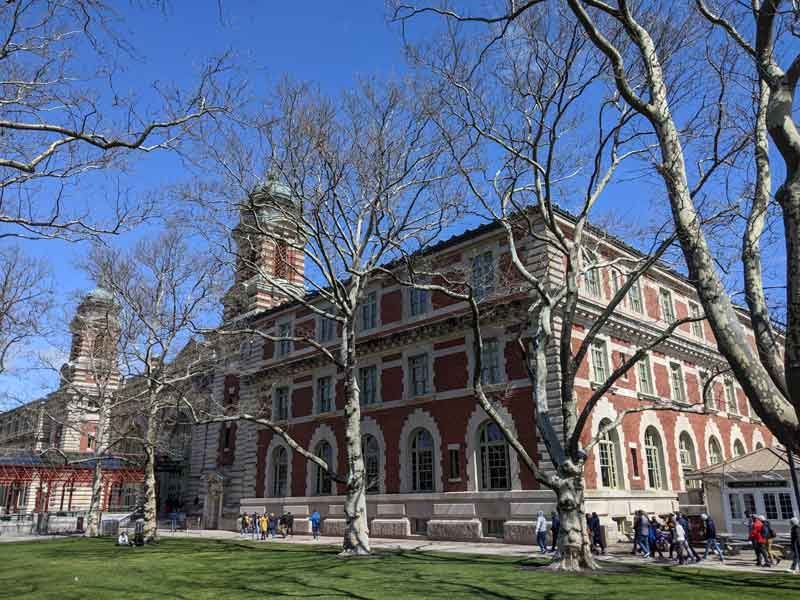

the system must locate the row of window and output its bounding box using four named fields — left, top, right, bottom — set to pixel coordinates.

left=596, top=420, right=754, bottom=491
left=268, top=421, right=510, bottom=497
left=729, top=491, right=795, bottom=521
left=589, top=339, right=745, bottom=415
left=273, top=339, right=507, bottom=418
left=584, top=253, right=705, bottom=339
